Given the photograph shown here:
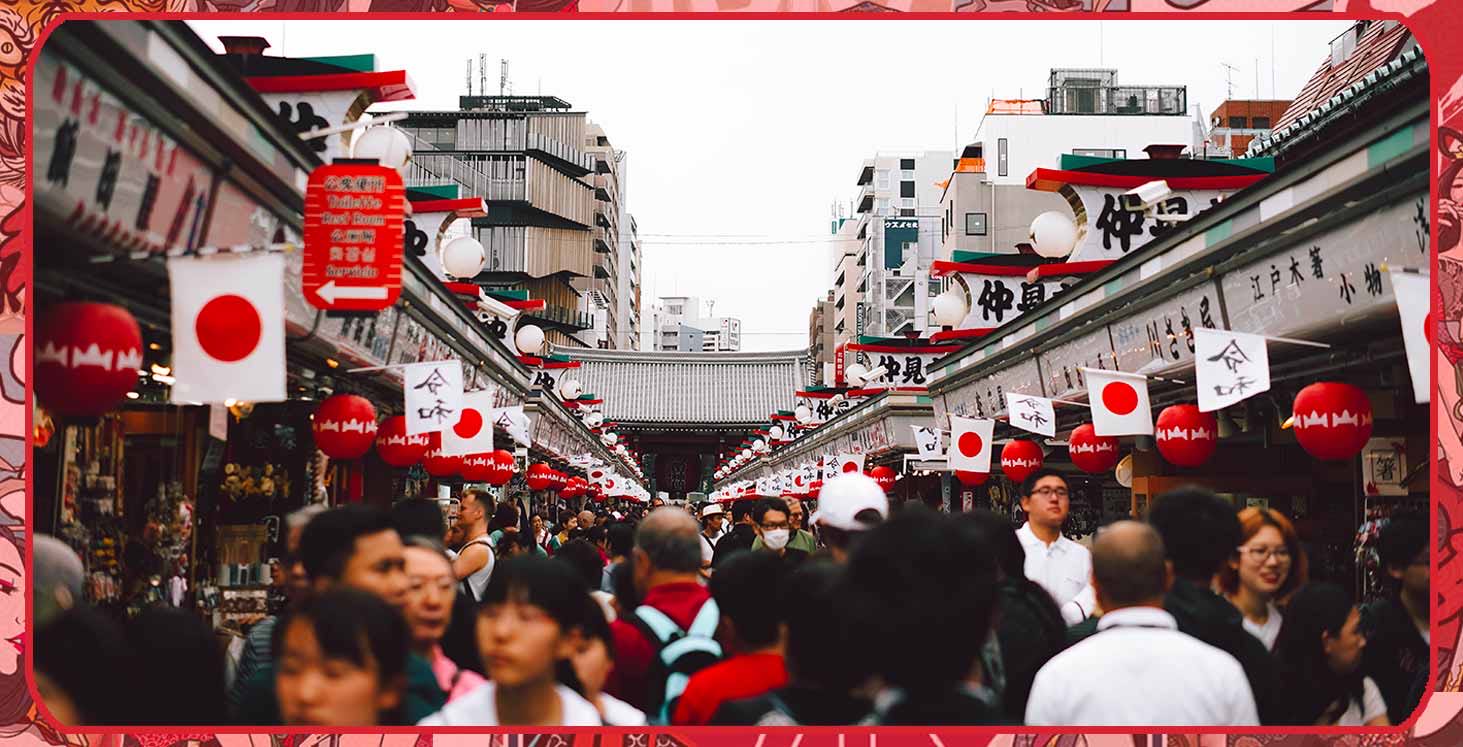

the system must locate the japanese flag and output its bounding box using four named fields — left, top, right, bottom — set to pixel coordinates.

left=1392, top=272, right=1429, bottom=404
left=168, top=253, right=286, bottom=405
left=836, top=453, right=864, bottom=474
left=440, top=390, right=495, bottom=457
left=588, top=465, right=609, bottom=486
left=949, top=416, right=995, bottom=473
left=1084, top=369, right=1154, bottom=436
